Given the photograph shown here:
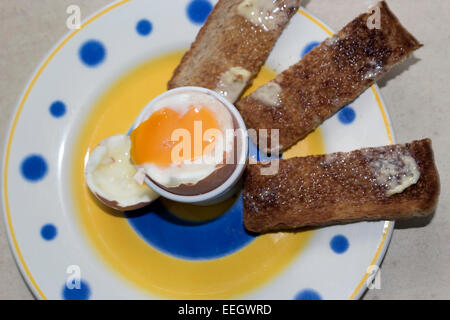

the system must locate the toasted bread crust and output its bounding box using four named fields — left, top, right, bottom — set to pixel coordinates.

left=168, top=0, right=301, bottom=102
left=236, top=1, right=422, bottom=152
left=243, top=139, right=440, bottom=233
